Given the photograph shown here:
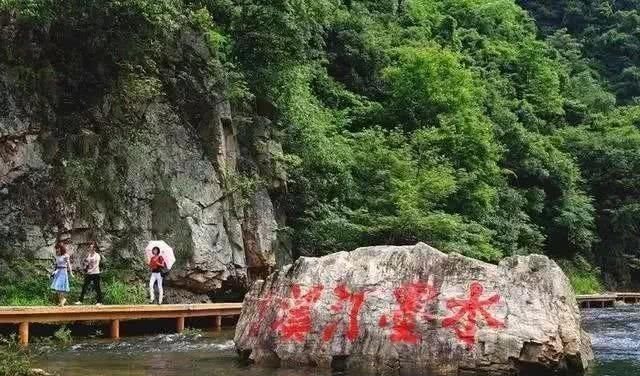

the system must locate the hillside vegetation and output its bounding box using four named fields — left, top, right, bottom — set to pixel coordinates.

left=3, top=0, right=640, bottom=291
